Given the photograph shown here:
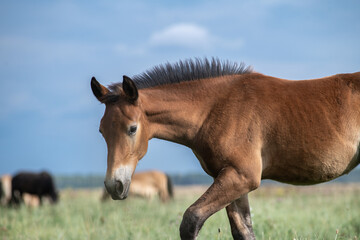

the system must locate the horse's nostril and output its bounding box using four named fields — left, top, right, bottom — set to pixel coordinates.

left=115, top=180, right=124, bottom=195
